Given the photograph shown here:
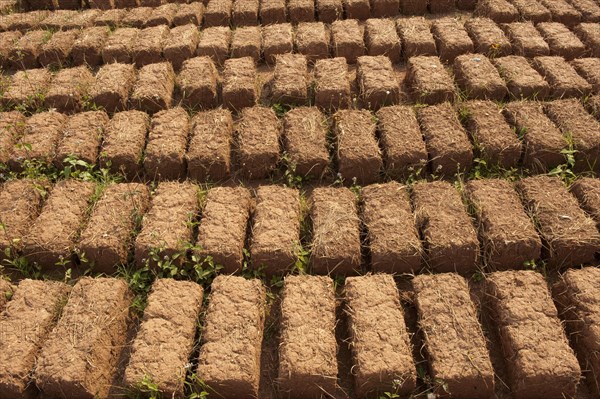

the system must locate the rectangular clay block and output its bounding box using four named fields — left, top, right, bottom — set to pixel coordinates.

left=38, top=29, right=78, bottom=68
left=475, top=0, right=519, bottom=22
left=288, top=0, right=315, bottom=23
left=516, top=176, right=600, bottom=268
left=376, top=105, right=427, bottom=178
left=310, top=187, right=361, bottom=274
left=503, top=22, right=550, bottom=58
left=45, top=66, right=95, bottom=114
left=317, top=0, right=342, bottom=22
left=465, top=18, right=512, bottom=57
left=278, top=275, right=337, bottom=398
left=204, top=0, right=232, bottom=26
left=0, top=112, right=24, bottom=166
left=575, top=23, right=600, bottom=57
left=314, top=57, right=351, bottom=109
left=260, top=0, right=287, bottom=24
left=357, top=55, right=400, bottom=109
left=396, top=17, right=437, bottom=58
left=197, top=26, right=231, bottom=66
left=362, top=182, right=422, bottom=273
left=282, top=107, right=330, bottom=177
left=90, top=63, right=136, bottom=113
left=537, top=22, right=587, bottom=60
left=272, top=53, right=308, bottom=105
left=34, top=278, right=132, bottom=399
left=295, top=22, right=329, bottom=61
left=0, top=280, right=70, bottom=399
left=164, top=24, right=200, bottom=71
left=230, top=26, right=261, bottom=62
left=178, top=56, right=218, bottom=110
left=102, top=27, right=139, bottom=64
left=406, top=56, right=455, bottom=104
left=371, top=0, right=399, bottom=16
left=55, top=110, right=109, bottom=168
left=79, top=183, right=150, bottom=274
left=493, top=55, right=550, bottom=99
left=187, top=109, right=234, bottom=182
left=334, top=109, right=382, bottom=184
left=147, top=3, right=178, bottom=27
left=135, top=182, right=199, bottom=269
left=571, top=177, right=600, bottom=229
left=99, top=110, right=149, bottom=179
left=222, top=57, right=257, bottom=111
left=232, top=0, right=259, bottom=26
left=144, top=107, right=190, bottom=180
left=414, top=273, right=494, bottom=398
left=236, top=106, right=280, bottom=179
left=71, top=26, right=109, bottom=67
left=539, top=0, right=581, bottom=25
left=250, top=186, right=300, bottom=275
left=262, top=23, right=294, bottom=66
left=132, top=25, right=169, bottom=67
left=431, top=18, right=474, bottom=62
left=344, top=0, right=370, bottom=20
left=1, top=68, right=51, bottom=111
left=124, top=279, right=203, bottom=398
left=364, top=18, right=401, bottom=63
left=0, top=31, right=22, bottom=70
left=197, top=275, right=265, bottom=399
left=9, top=30, right=46, bottom=69
left=412, top=181, right=479, bottom=273
left=121, top=7, right=152, bottom=28
left=454, top=54, right=508, bottom=100
left=331, top=19, right=365, bottom=63
left=417, top=103, right=473, bottom=175
left=345, top=274, right=416, bottom=397
left=195, top=186, right=251, bottom=273
left=509, top=0, right=551, bottom=22
left=174, top=3, right=205, bottom=26
left=486, top=270, right=581, bottom=399
left=401, top=0, right=427, bottom=14
left=131, top=62, right=175, bottom=114
left=571, top=58, right=600, bottom=93
left=567, top=0, right=600, bottom=23
left=465, top=179, right=541, bottom=269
